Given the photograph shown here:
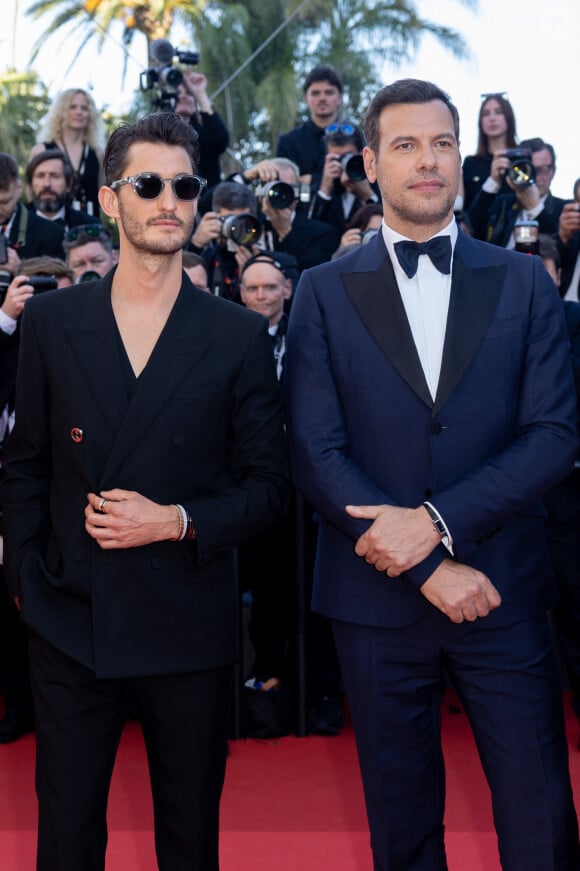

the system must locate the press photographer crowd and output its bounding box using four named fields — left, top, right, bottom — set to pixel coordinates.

left=0, top=61, right=579, bottom=757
